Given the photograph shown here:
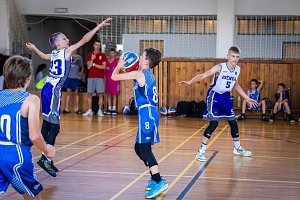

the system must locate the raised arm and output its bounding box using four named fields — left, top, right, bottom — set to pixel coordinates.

left=178, top=64, right=221, bottom=86
left=26, top=42, right=51, bottom=60
left=257, top=80, right=264, bottom=92
left=65, top=17, right=111, bottom=59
